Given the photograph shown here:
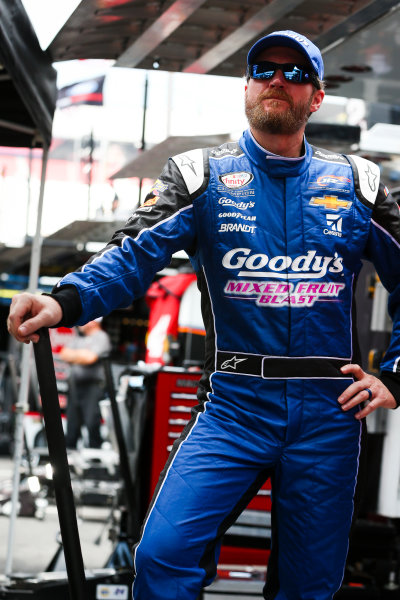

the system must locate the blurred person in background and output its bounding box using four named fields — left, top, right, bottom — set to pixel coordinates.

left=59, top=318, right=111, bottom=449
